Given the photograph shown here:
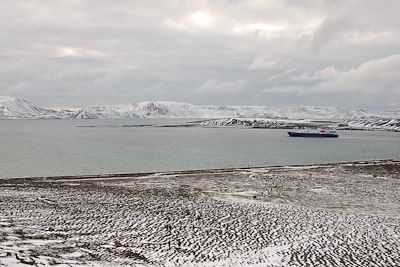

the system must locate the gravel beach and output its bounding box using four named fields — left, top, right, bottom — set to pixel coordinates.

left=1, top=160, right=400, bottom=266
